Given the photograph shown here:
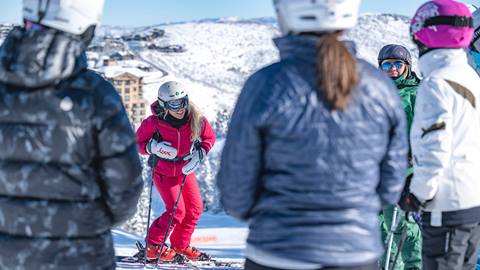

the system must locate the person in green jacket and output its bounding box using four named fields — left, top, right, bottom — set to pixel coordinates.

left=377, top=44, right=422, bottom=270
